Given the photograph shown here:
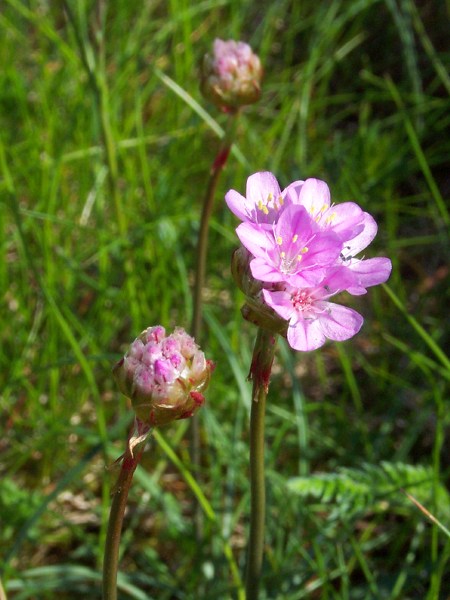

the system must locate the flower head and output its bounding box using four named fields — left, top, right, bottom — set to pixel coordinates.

left=263, top=269, right=364, bottom=351
left=113, top=326, right=214, bottom=426
left=226, top=172, right=290, bottom=226
left=236, top=204, right=343, bottom=287
left=200, top=39, right=262, bottom=110
left=226, top=172, right=392, bottom=351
